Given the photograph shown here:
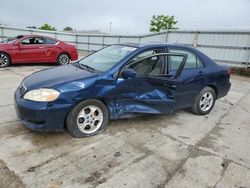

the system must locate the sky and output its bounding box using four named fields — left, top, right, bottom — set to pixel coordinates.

left=0, top=0, right=250, bottom=34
